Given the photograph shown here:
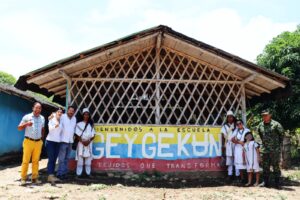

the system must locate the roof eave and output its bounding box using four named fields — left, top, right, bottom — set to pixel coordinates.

left=15, top=25, right=290, bottom=104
